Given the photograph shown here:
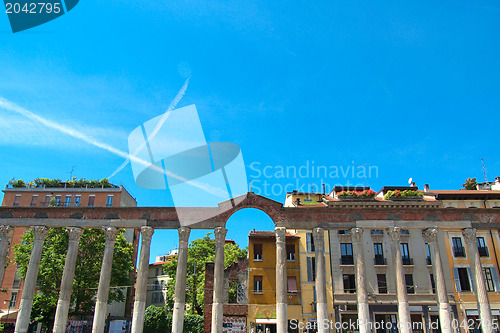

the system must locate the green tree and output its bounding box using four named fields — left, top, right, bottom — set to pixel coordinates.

left=142, top=306, right=203, bottom=333
left=163, top=233, right=247, bottom=315
left=14, top=228, right=134, bottom=330
left=463, top=177, right=478, bottom=190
